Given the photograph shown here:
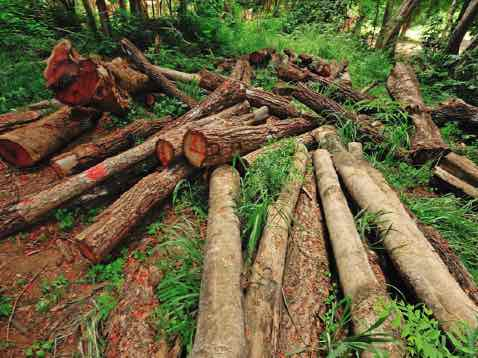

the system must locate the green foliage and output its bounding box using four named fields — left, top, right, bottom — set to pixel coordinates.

left=369, top=160, right=433, bottom=191
left=36, top=275, right=70, bottom=313
left=252, top=65, right=278, bottom=91
left=172, top=178, right=209, bottom=219
left=86, top=256, right=125, bottom=290
left=0, top=295, right=12, bottom=318
left=152, top=96, right=189, bottom=118
left=54, top=208, right=77, bottom=232
left=404, top=194, right=478, bottom=280
left=238, top=139, right=296, bottom=265
left=441, top=122, right=478, bottom=165
left=24, top=340, right=53, bottom=358
left=95, top=293, right=117, bottom=321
